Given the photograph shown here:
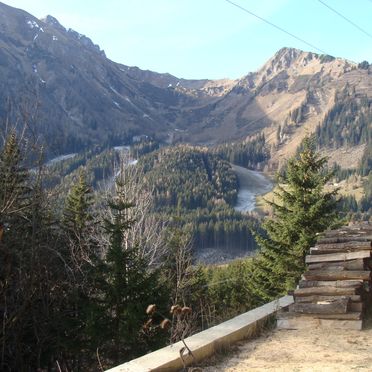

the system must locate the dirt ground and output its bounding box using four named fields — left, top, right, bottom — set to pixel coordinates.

left=198, top=324, right=372, bottom=371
